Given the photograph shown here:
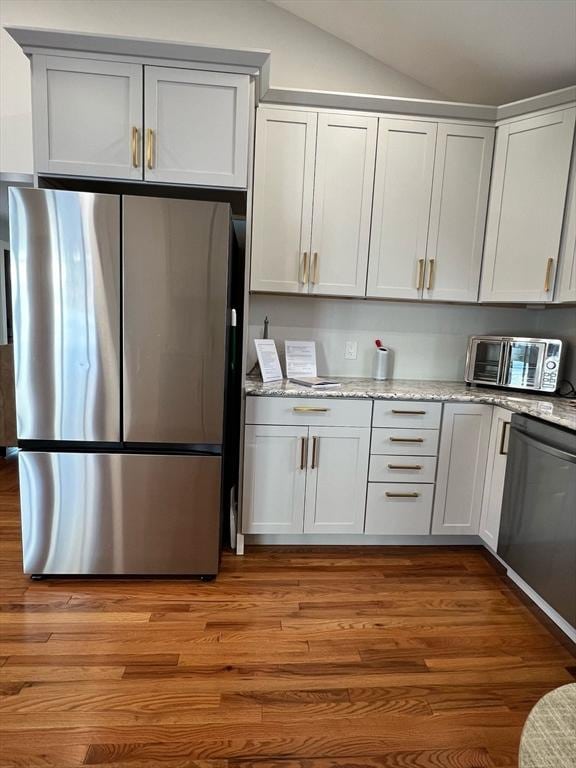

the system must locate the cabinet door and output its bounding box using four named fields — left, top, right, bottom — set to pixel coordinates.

left=32, top=55, right=143, bottom=180
left=480, top=108, right=576, bottom=303
left=251, top=109, right=317, bottom=293
left=479, top=407, right=512, bottom=550
left=310, top=114, right=377, bottom=297
left=425, top=124, right=494, bottom=302
left=304, top=427, right=369, bottom=533
left=242, top=425, right=307, bottom=534
left=144, top=66, right=250, bottom=188
left=555, top=147, right=576, bottom=303
left=432, top=403, right=492, bottom=535
left=367, top=119, right=436, bottom=299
